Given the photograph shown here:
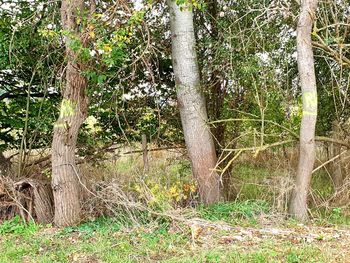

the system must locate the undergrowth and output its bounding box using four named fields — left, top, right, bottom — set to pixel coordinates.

left=0, top=216, right=40, bottom=236
left=1, top=152, right=350, bottom=262
left=0, top=209, right=346, bottom=263
left=197, top=200, right=270, bottom=225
